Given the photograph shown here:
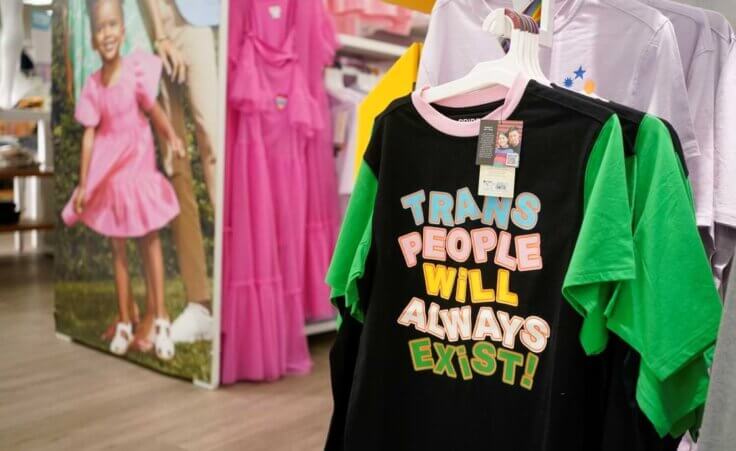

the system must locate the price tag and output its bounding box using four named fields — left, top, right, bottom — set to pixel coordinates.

left=478, top=165, right=516, bottom=198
